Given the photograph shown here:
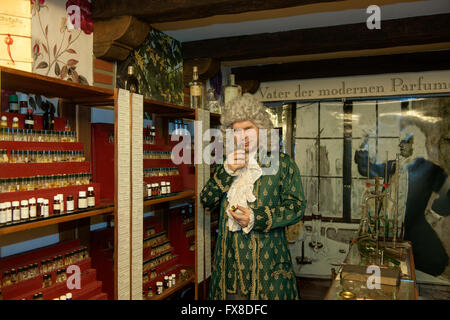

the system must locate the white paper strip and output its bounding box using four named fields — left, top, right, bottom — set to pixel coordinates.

left=131, top=93, right=143, bottom=300
left=116, top=89, right=131, bottom=299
